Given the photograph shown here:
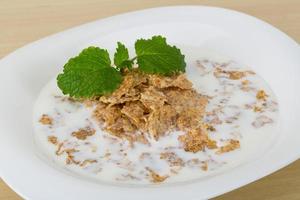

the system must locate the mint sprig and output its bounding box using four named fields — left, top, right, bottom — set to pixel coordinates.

left=57, top=36, right=186, bottom=98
